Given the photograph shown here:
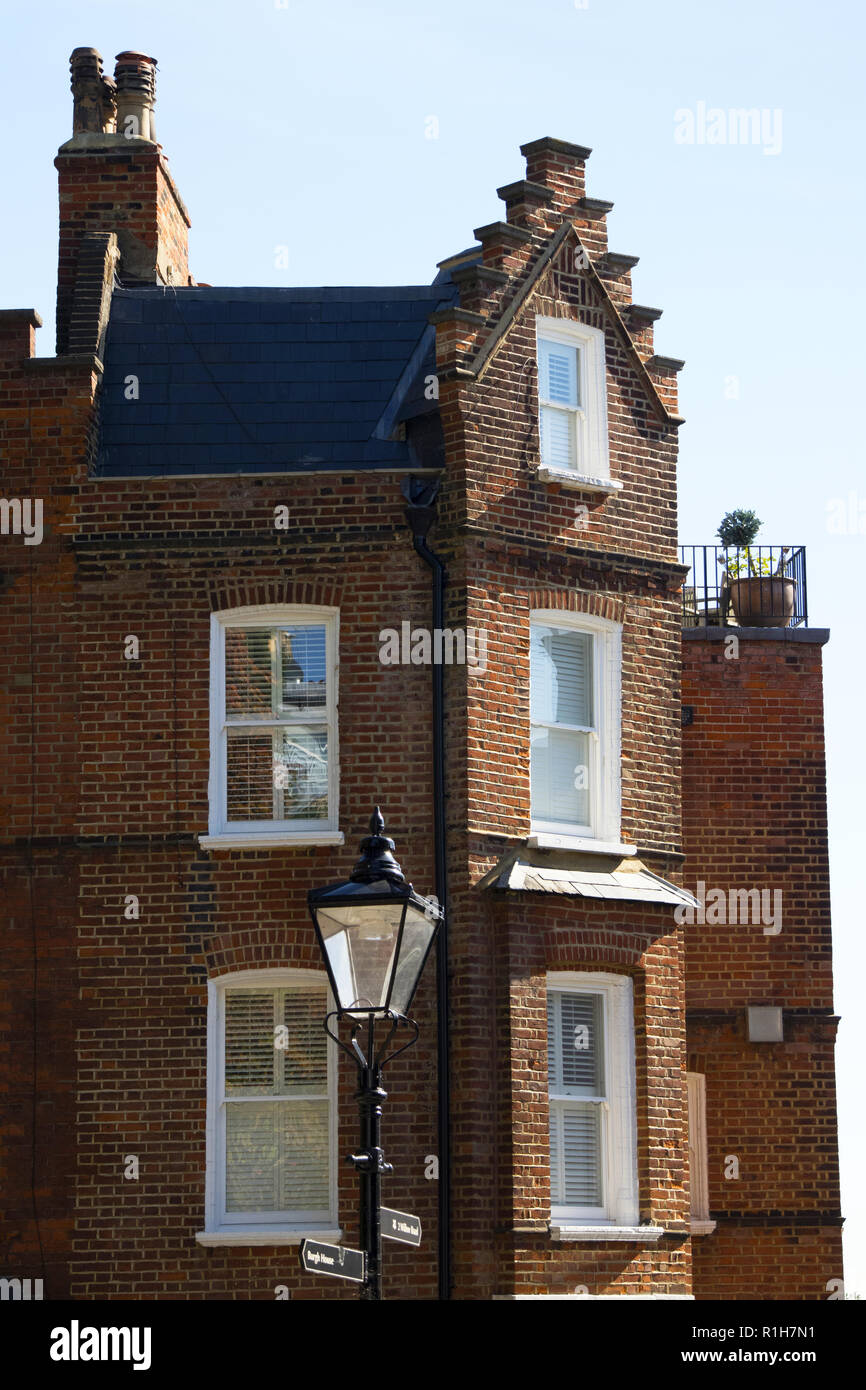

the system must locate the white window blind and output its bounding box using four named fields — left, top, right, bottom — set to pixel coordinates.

left=548, top=990, right=606, bottom=1210
left=222, top=984, right=330, bottom=1221
left=224, top=624, right=329, bottom=825
left=539, top=338, right=581, bottom=471
left=530, top=625, right=595, bottom=829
